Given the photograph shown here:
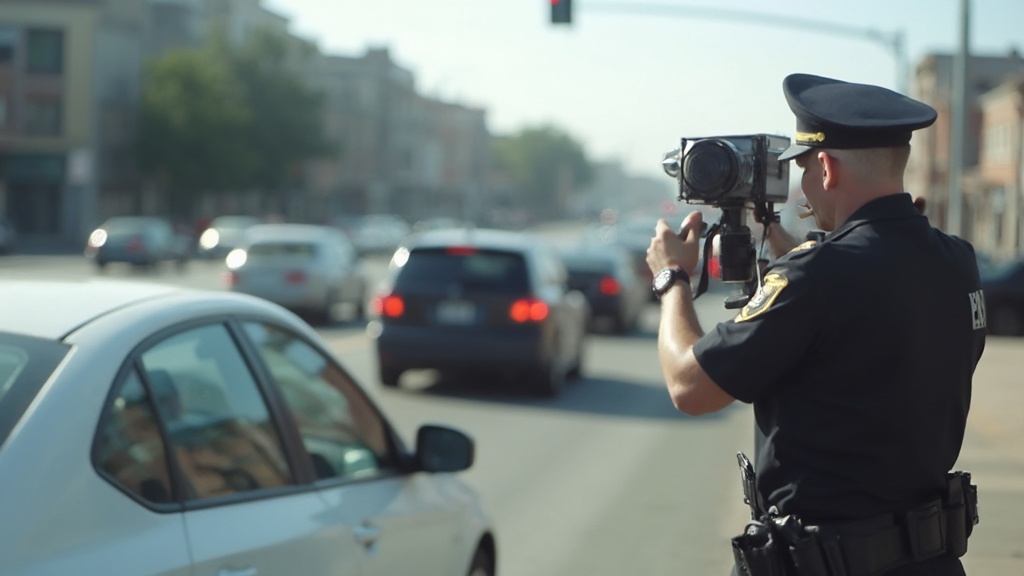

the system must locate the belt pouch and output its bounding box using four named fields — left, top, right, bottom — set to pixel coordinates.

left=787, top=532, right=830, bottom=576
